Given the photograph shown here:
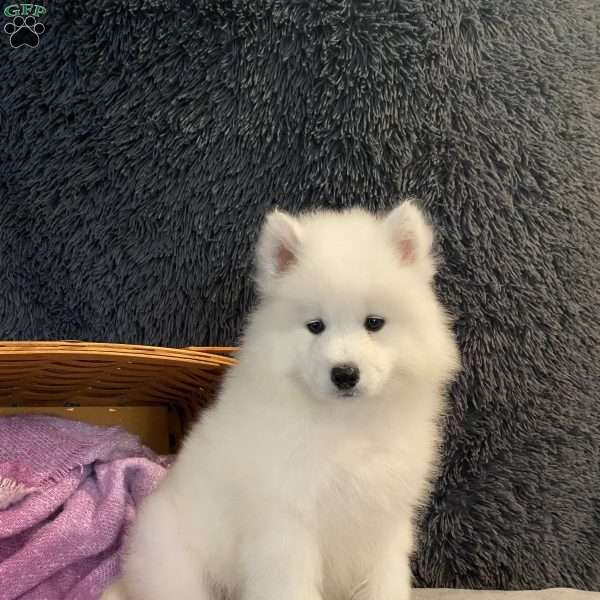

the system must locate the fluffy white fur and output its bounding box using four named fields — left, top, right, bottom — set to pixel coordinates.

left=102, top=201, right=460, bottom=600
